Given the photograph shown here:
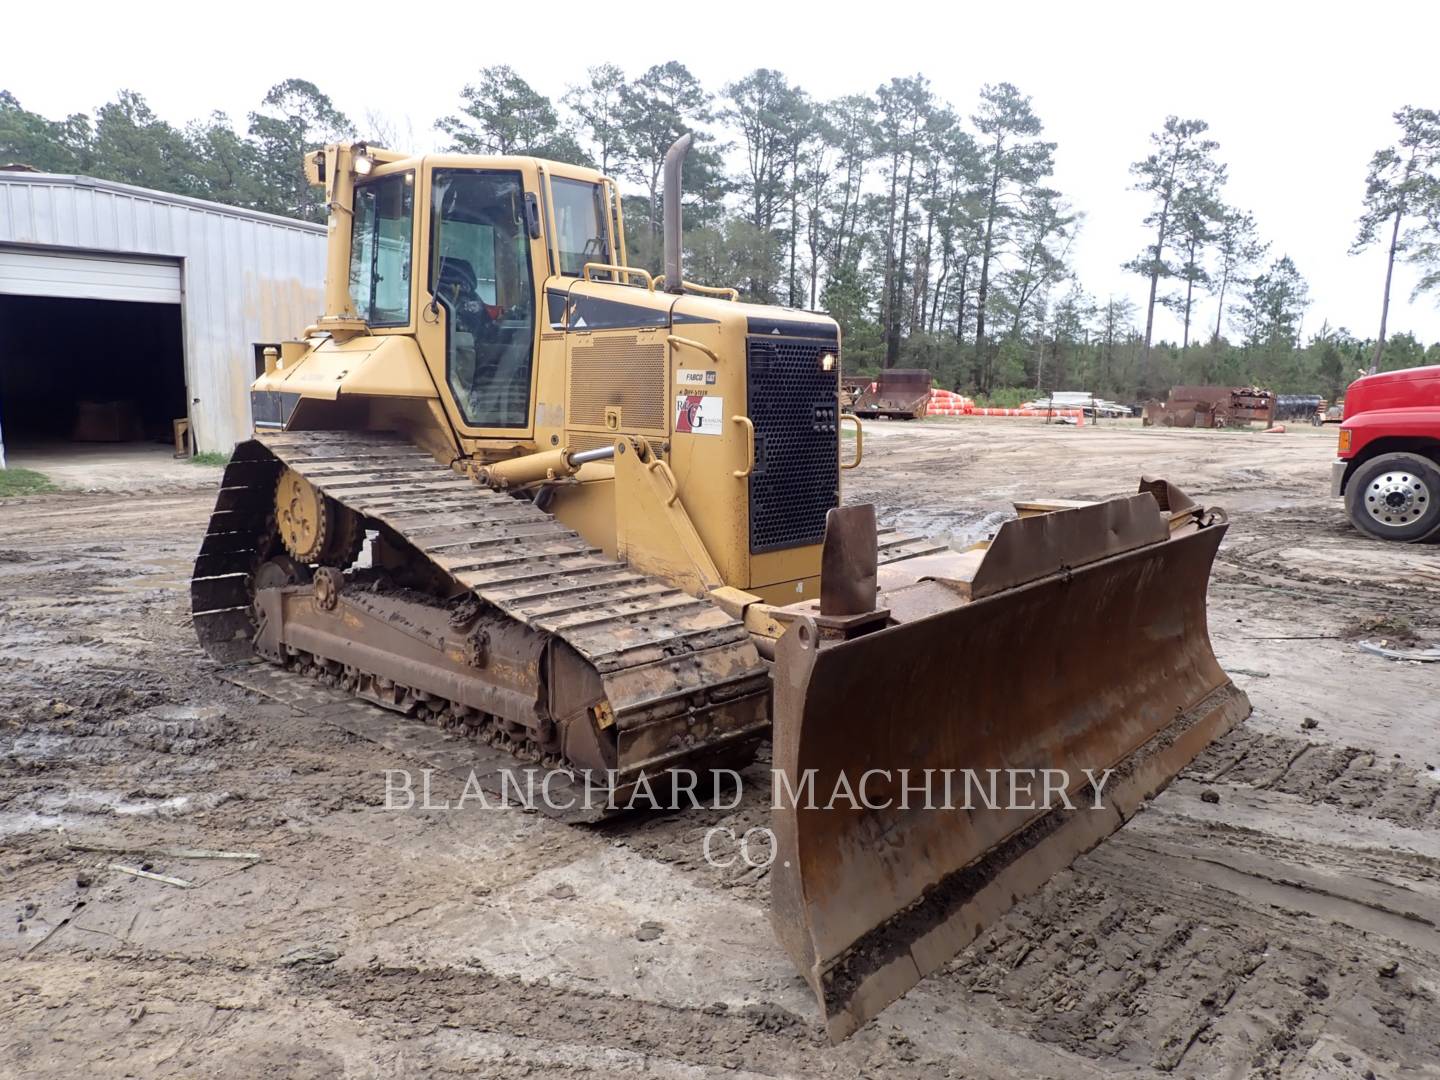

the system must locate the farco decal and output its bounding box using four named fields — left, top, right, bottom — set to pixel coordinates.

left=675, top=394, right=724, bottom=435
left=676, top=368, right=718, bottom=387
